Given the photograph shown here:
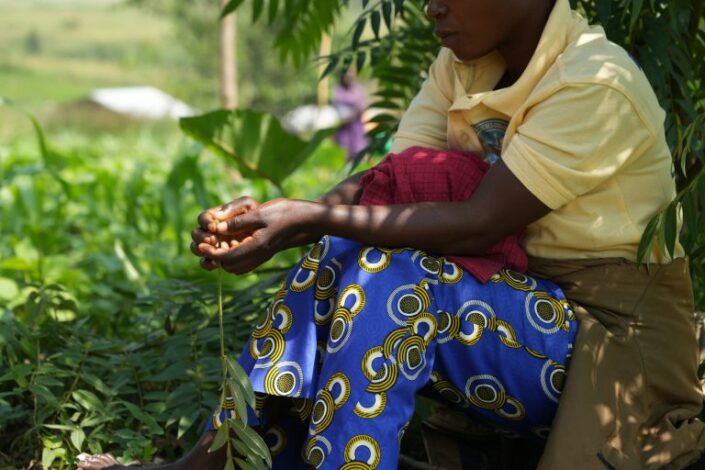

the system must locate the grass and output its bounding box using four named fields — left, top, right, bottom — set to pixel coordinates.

left=0, top=0, right=178, bottom=110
